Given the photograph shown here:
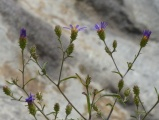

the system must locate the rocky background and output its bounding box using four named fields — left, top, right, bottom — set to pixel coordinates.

left=0, top=0, right=159, bottom=120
